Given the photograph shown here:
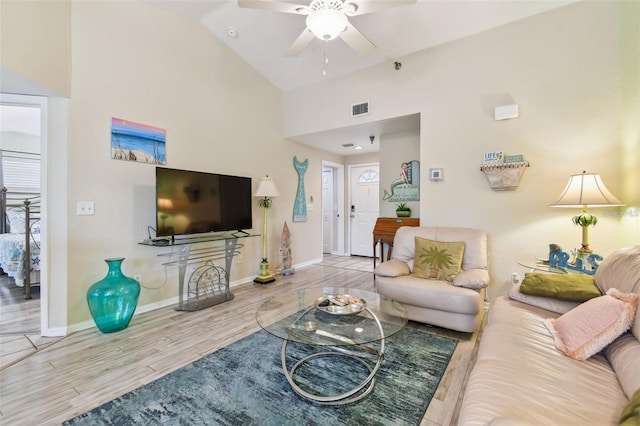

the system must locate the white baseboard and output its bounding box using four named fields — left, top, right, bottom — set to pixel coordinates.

left=67, top=319, right=97, bottom=334
left=66, top=297, right=180, bottom=335
left=41, top=326, right=67, bottom=337
left=63, top=261, right=326, bottom=335
left=135, top=296, right=179, bottom=314
left=293, top=258, right=323, bottom=269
